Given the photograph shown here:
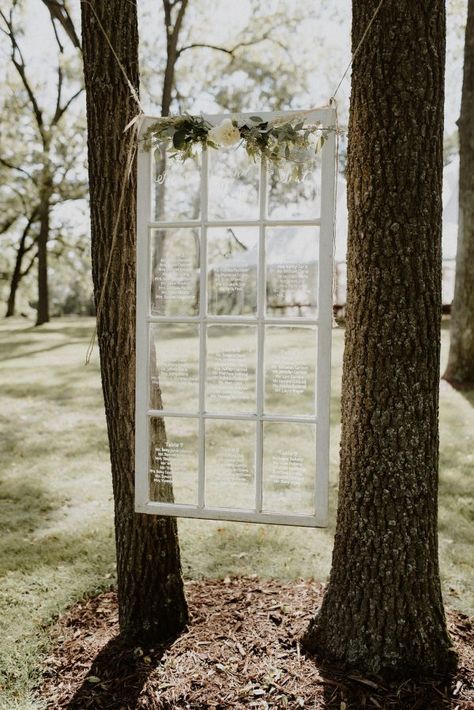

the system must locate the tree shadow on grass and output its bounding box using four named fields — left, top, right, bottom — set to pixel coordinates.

left=0, top=472, right=113, bottom=576
left=65, top=635, right=170, bottom=710
left=0, top=338, right=86, bottom=363
left=0, top=477, right=62, bottom=544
